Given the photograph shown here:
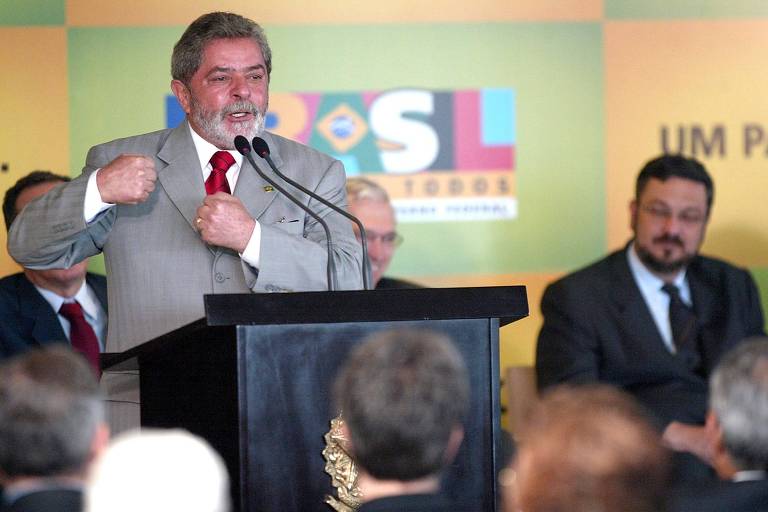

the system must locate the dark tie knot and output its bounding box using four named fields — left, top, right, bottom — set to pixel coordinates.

left=661, top=283, right=682, bottom=300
